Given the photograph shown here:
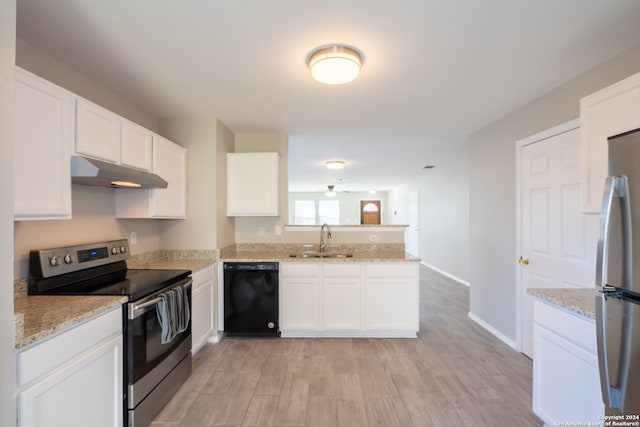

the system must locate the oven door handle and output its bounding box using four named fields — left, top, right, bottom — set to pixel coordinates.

left=128, top=279, right=192, bottom=320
